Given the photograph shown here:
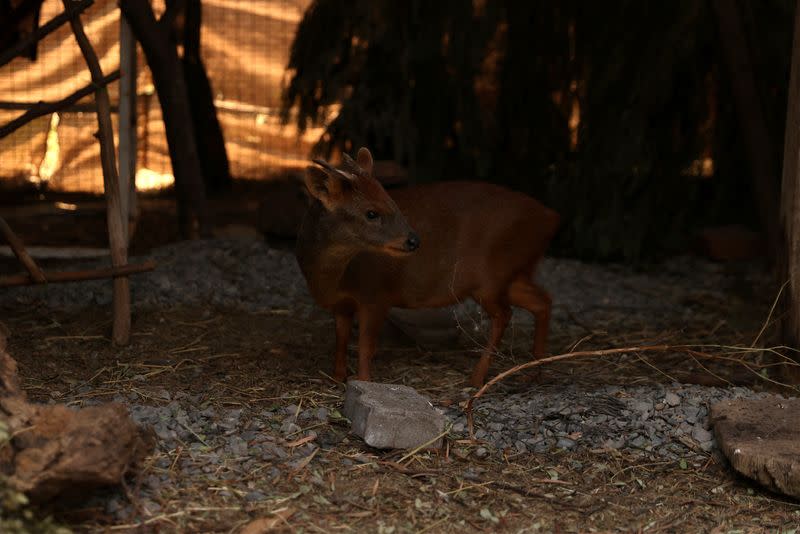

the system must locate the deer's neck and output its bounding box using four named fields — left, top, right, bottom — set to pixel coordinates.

left=295, top=202, right=359, bottom=307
